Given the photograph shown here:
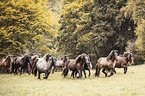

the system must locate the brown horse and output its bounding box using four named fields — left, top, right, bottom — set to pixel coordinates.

left=63, top=53, right=90, bottom=78
left=95, top=50, right=118, bottom=77
left=114, top=52, right=134, bottom=74
left=12, top=55, right=32, bottom=75
left=31, top=55, right=39, bottom=74
left=71, top=55, right=92, bottom=78
left=0, top=55, right=13, bottom=73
